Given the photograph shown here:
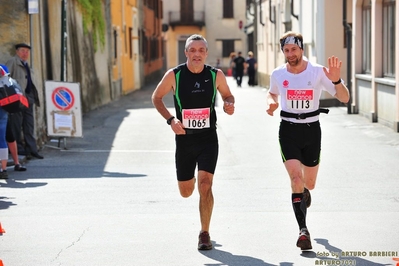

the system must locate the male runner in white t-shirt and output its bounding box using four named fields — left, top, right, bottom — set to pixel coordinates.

left=266, top=31, right=350, bottom=250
